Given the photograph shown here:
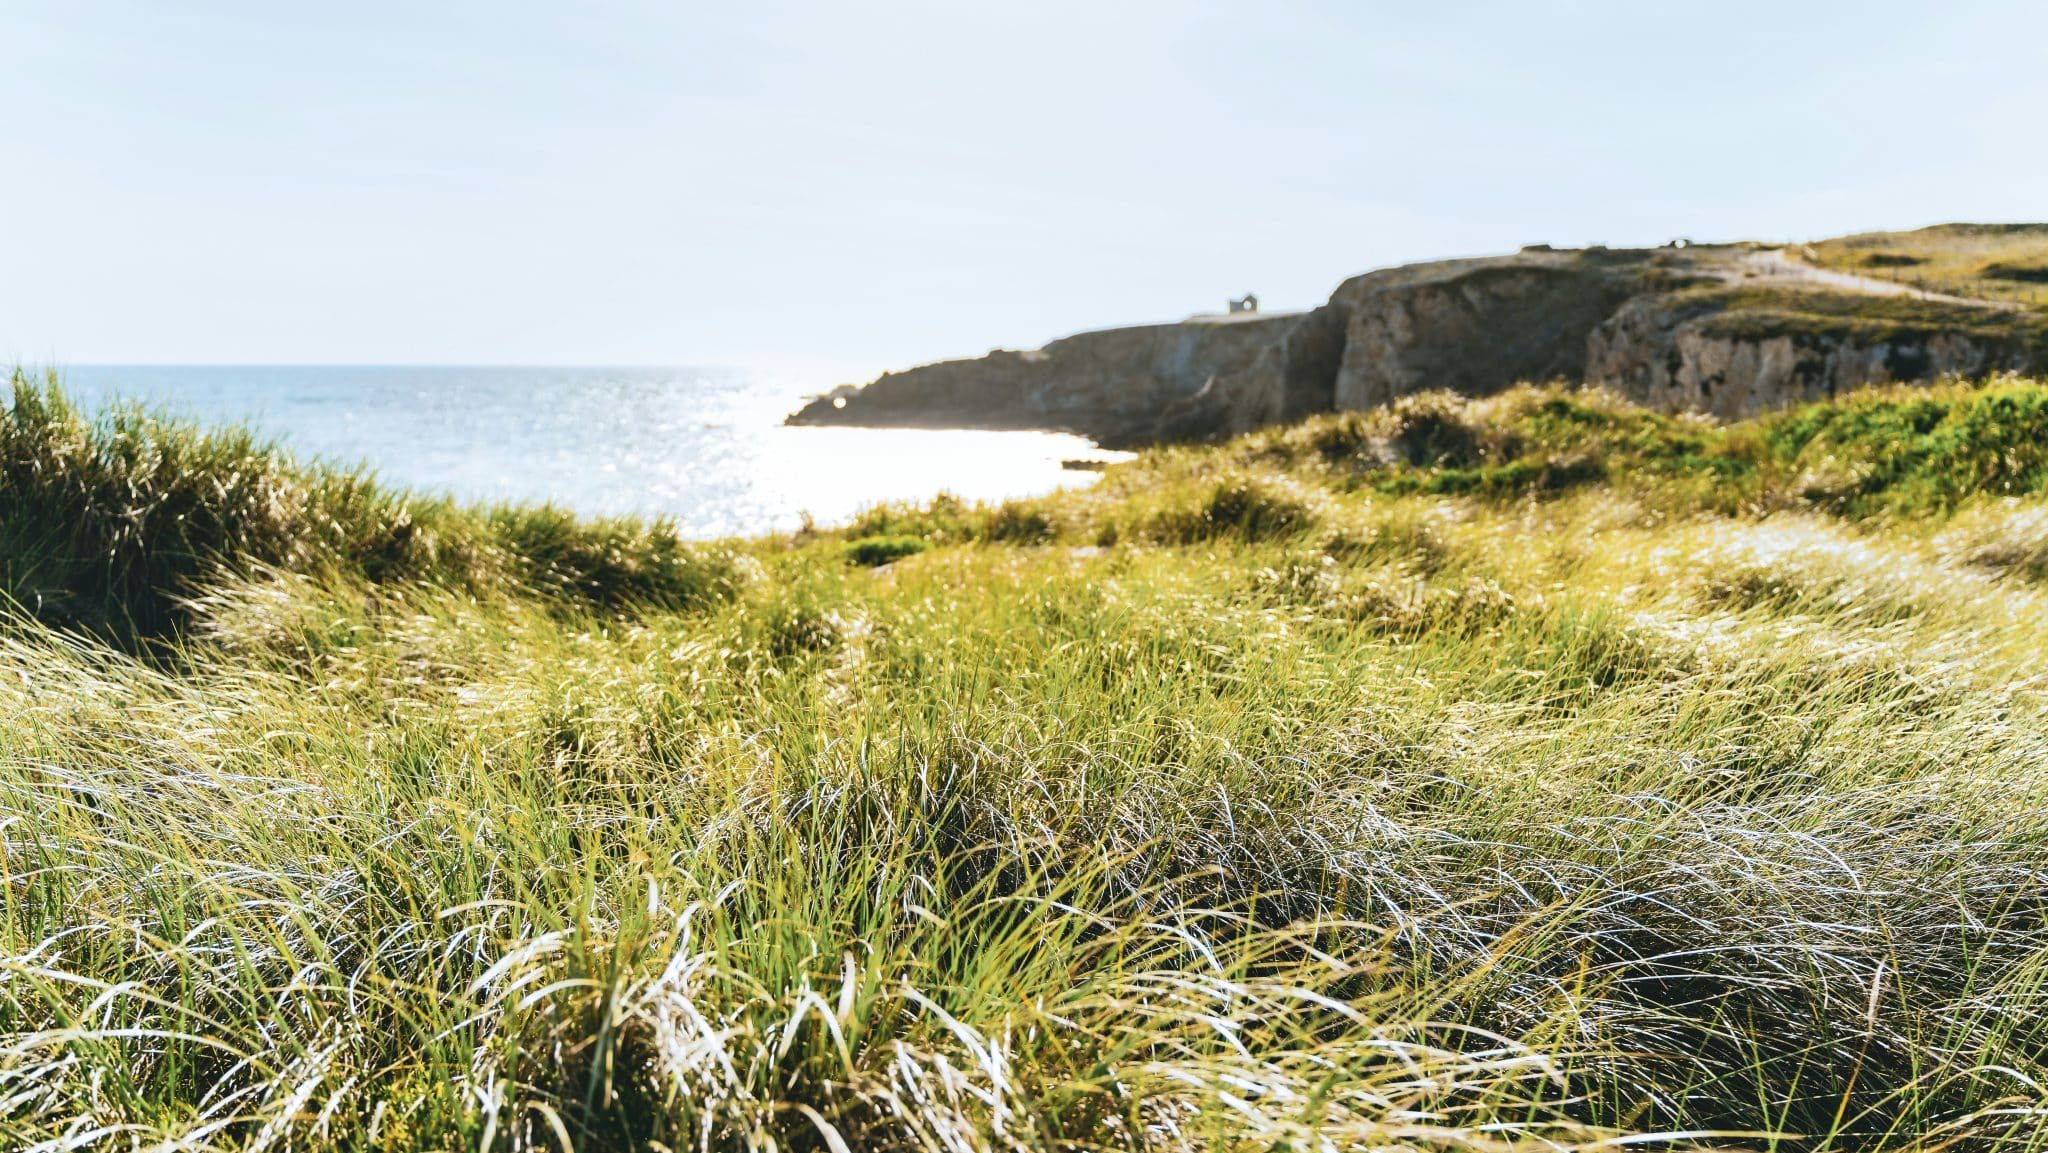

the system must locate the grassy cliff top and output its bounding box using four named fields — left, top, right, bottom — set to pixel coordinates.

left=1808, top=223, right=2048, bottom=310
left=1678, top=283, right=2048, bottom=348
left=11, top=374, right=2048, bottom=1148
